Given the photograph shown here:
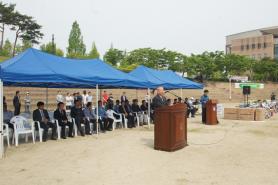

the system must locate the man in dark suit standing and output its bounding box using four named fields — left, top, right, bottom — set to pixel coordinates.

left=54, top=102, right=74, bottom=139
left=13, top=91, right=21, bottom=115
left=120, top=92, right=128, bottom=103
left=152, top=86, right=167, bottom=110
left=33, top=101, right=57, bottom=142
